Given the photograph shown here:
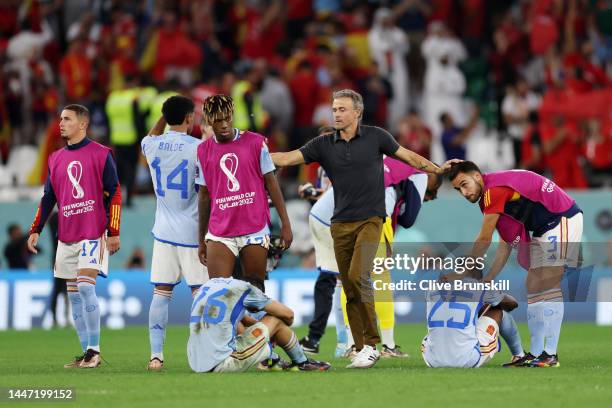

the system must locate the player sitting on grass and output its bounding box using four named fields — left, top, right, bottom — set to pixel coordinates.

left=188, top=276, right=331, bottom=373
left=421, top=270, right=525, bottom=368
